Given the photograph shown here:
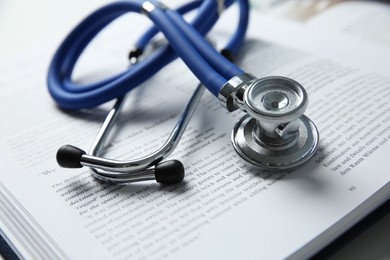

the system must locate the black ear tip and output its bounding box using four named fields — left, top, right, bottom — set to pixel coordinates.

left=220, top=49, right=234, bottom=62
left=154, top=160, right=185, bottom=184
left=56, top=145, right=86, bottom=168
